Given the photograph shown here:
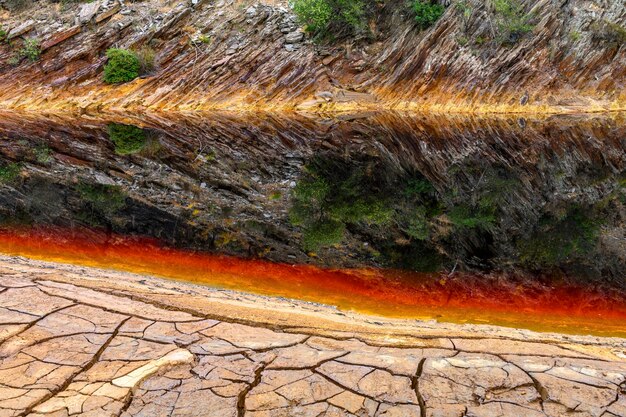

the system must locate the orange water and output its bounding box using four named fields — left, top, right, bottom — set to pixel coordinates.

left=0, top=227, right=624, bottom=337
